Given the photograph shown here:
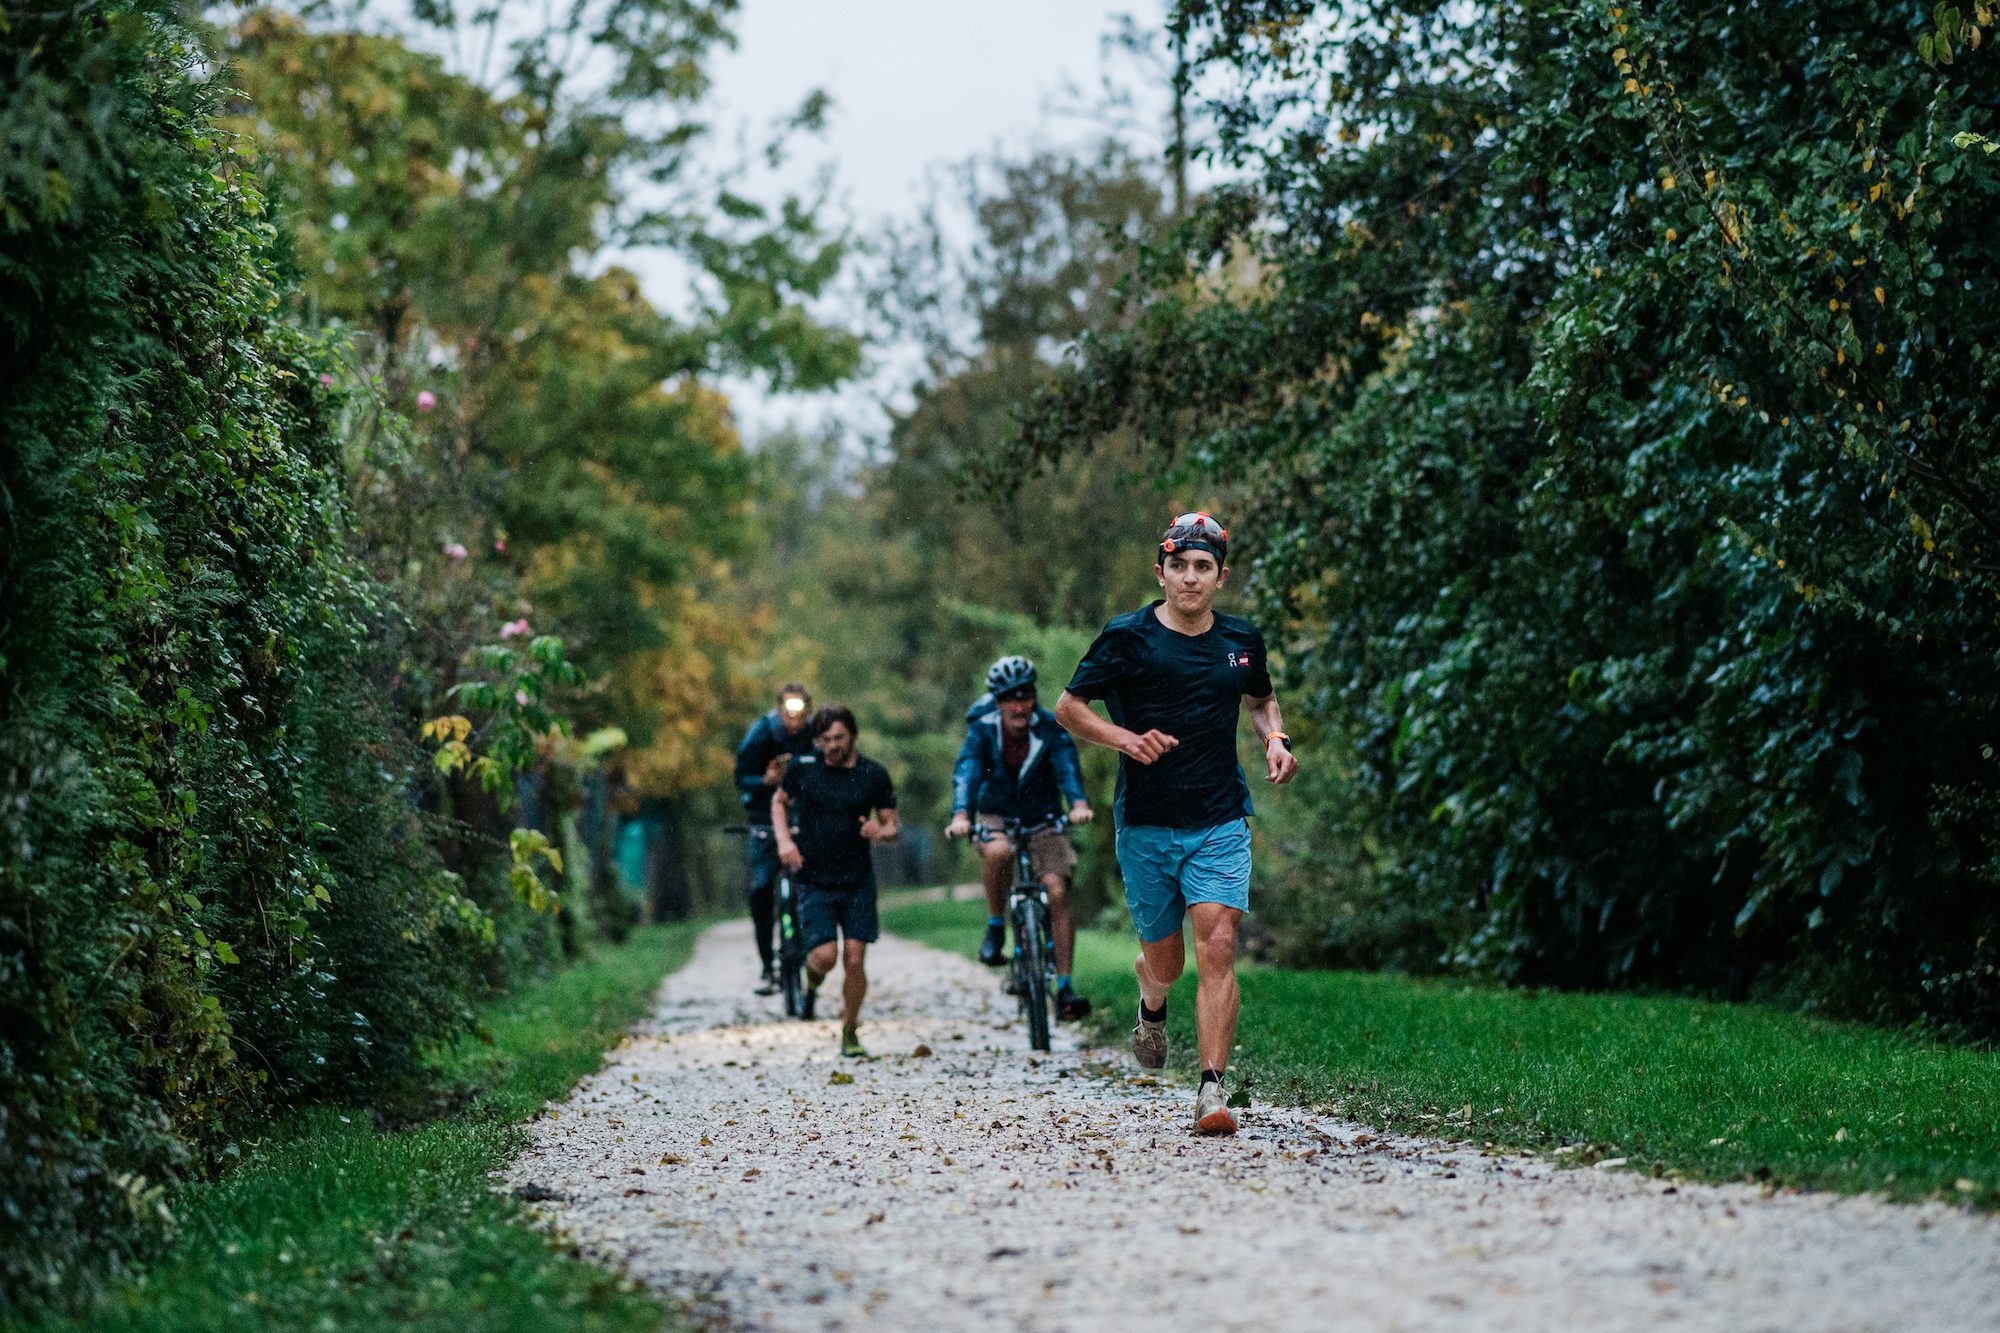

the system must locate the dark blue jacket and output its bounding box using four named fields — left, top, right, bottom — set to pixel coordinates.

left=951, top=704, right=1086, bottom=821
left=734, top=709, right=815, bottom=824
